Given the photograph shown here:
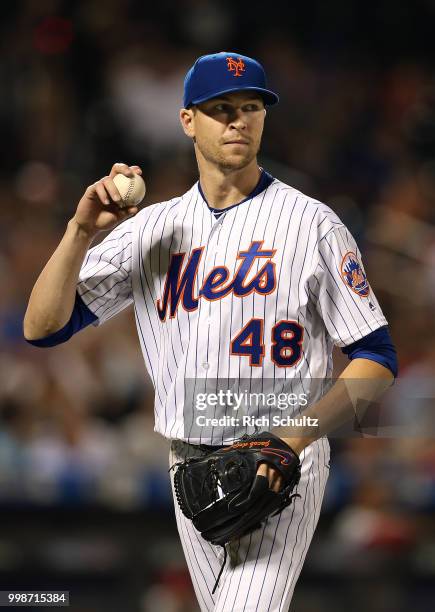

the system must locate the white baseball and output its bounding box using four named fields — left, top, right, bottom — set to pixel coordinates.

left=113, top=173, right=146, bottom=208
